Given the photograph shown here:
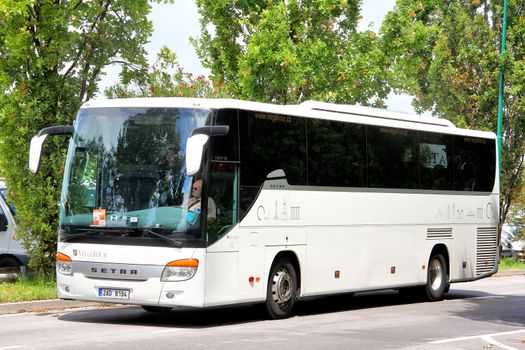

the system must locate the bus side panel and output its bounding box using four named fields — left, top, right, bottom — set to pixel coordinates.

left=237, top=227, right=306, bottom=301
left=238, top=189, right=498, bottom=298
left=304, top=226, right=368, bottom=296
left=449, top=226, right=477, bottom=281
left=237, top=226, right=266, bottom=301
left=305, top=226, right=423, bottom=296
left=204, top=227, right=308, bottom=307
left=204, top=252, right=239, bottom=307
left=366, top=226, right=420, bottom=289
